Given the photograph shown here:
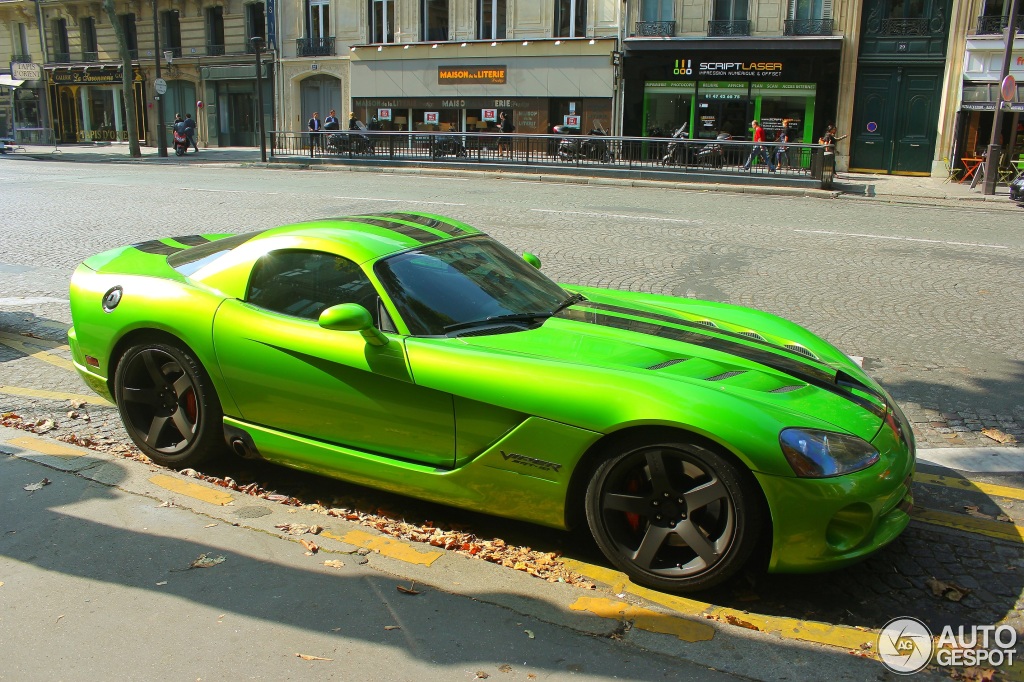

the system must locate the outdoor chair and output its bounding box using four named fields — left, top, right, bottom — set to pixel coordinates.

left=942, top=157, right=961, bottom=184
